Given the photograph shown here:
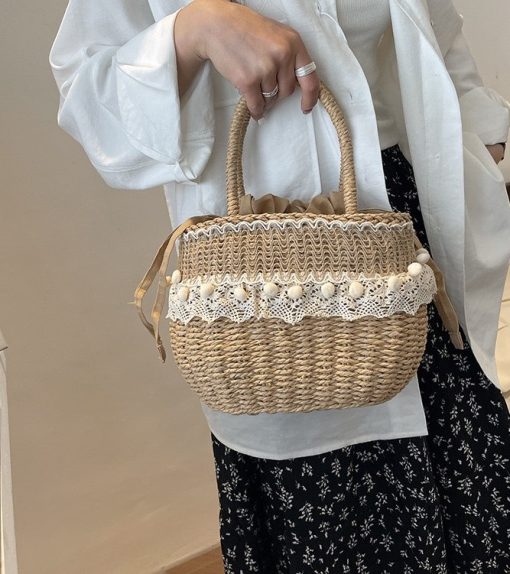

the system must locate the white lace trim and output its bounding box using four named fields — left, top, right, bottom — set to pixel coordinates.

left=180, top=217, right=413, bottom=242
left=166, top=266, right=436, bottom=325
